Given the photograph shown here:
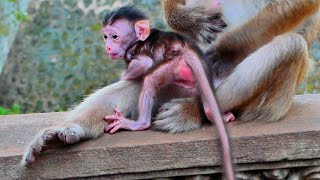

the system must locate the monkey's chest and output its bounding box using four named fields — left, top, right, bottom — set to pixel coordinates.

left=173, top=61, right=196, bottom=89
